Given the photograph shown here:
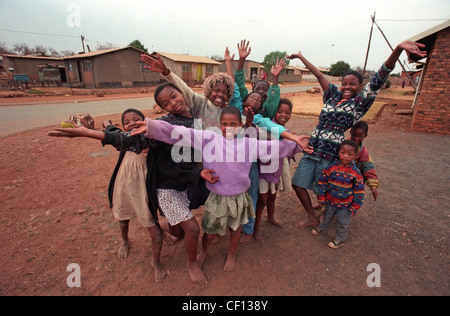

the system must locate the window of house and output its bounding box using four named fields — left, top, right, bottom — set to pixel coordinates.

left=83, top=60, right=93, bottom=72
left=182, top=64, right=192, bottom=81
left=205, top=65, right=213, bottom=77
